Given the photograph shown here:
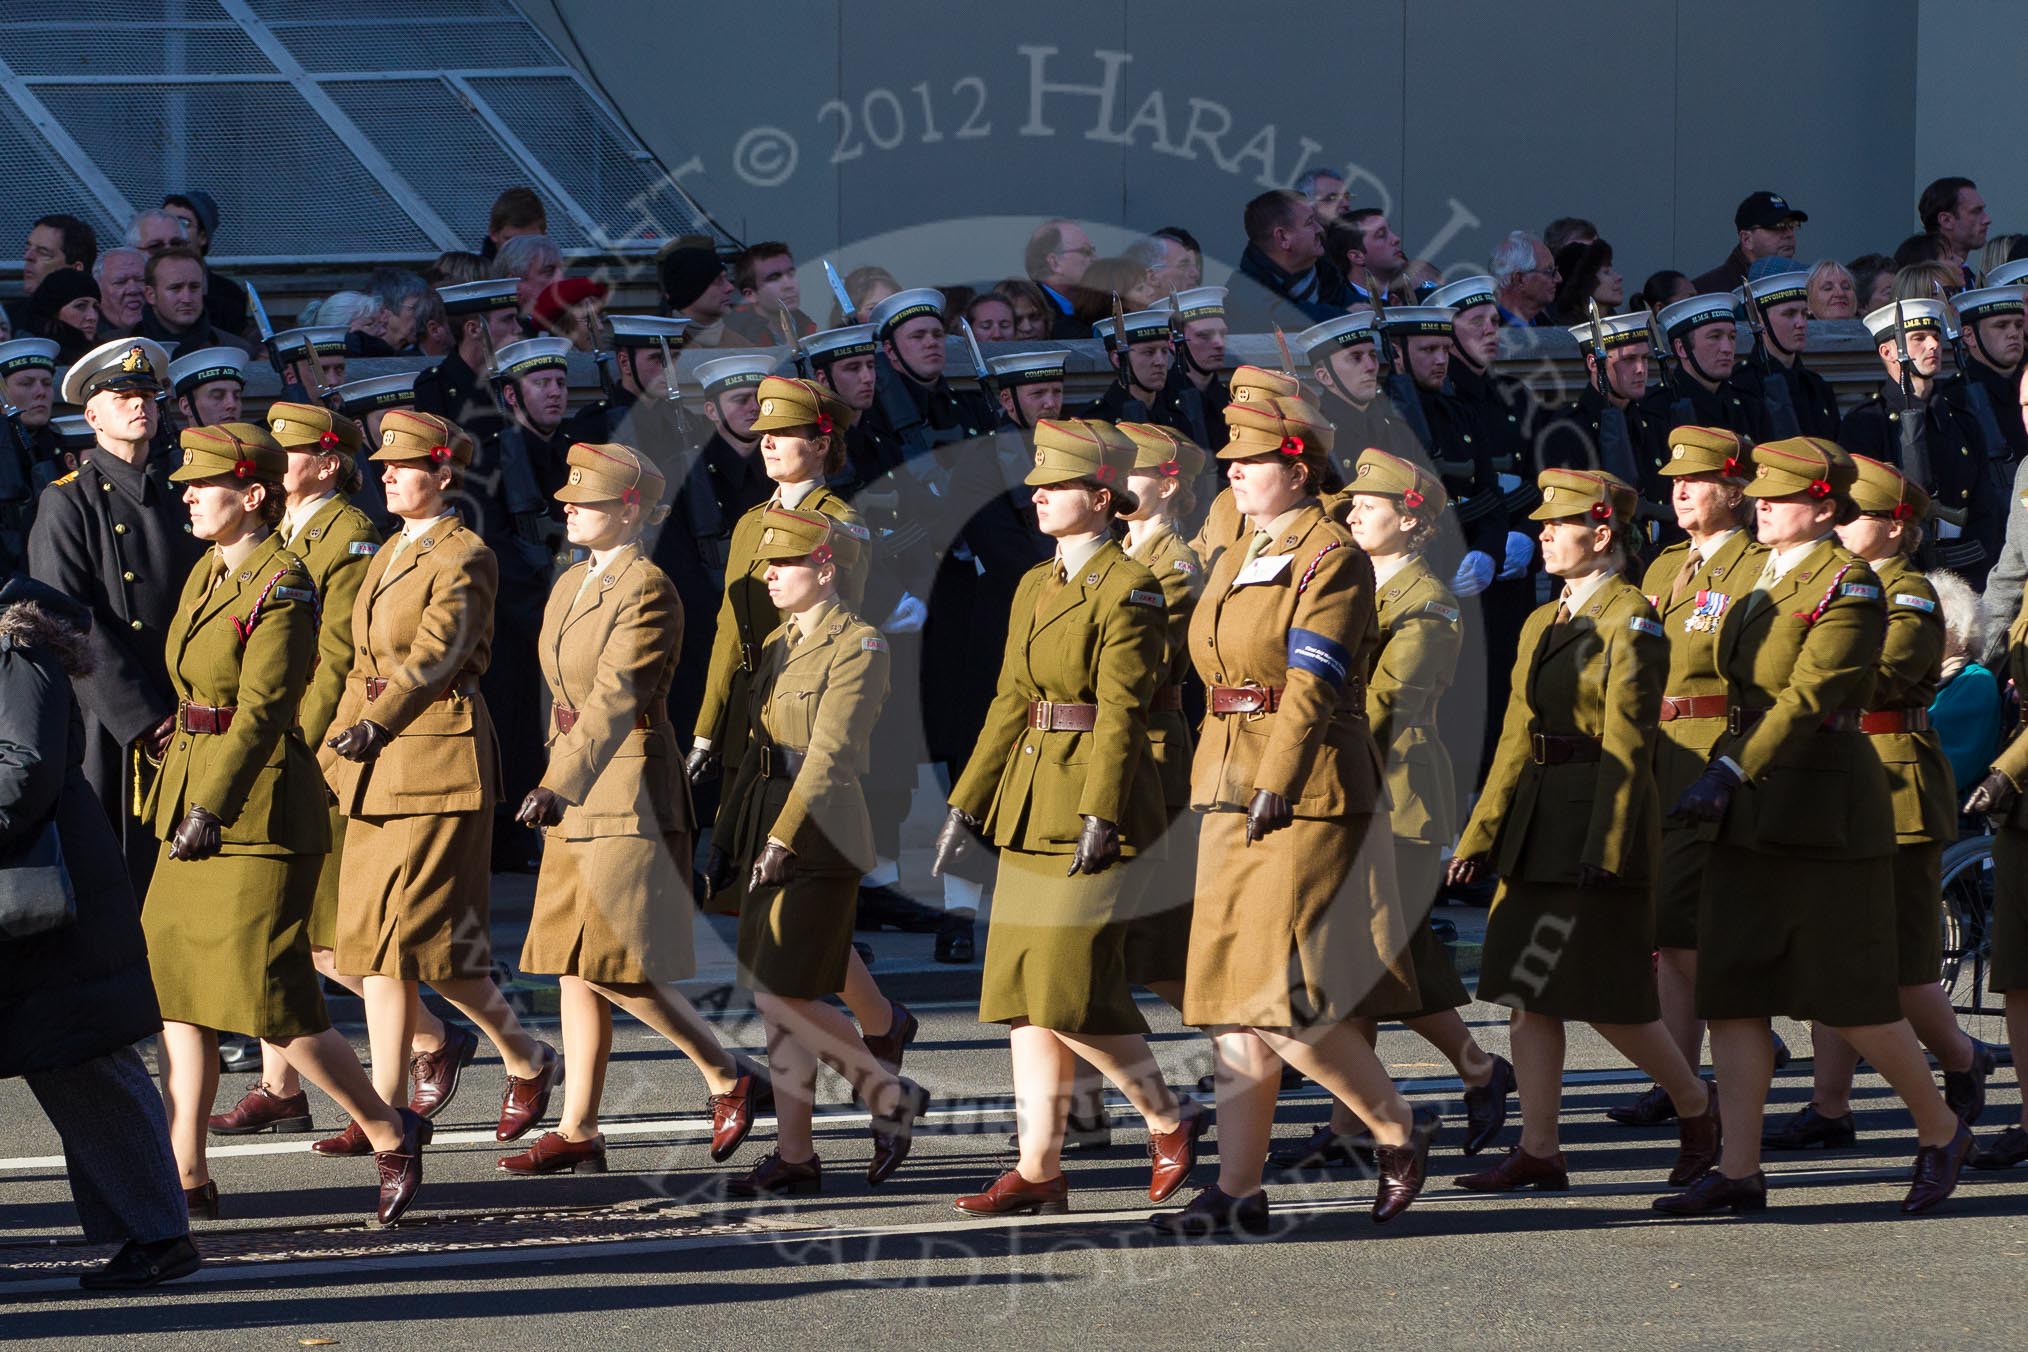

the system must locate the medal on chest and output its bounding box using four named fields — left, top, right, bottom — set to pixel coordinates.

left=1684, top=589, right=1730, bottom=634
